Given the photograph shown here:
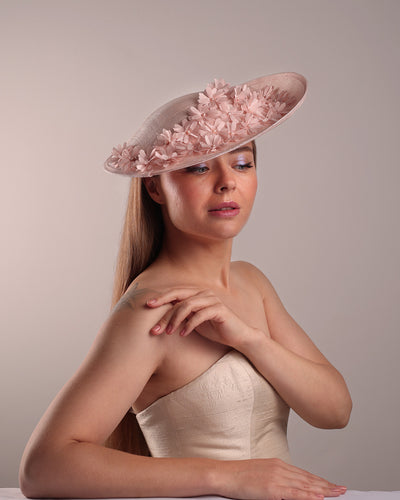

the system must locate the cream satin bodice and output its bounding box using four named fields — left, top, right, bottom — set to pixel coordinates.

left=134, top=349, right=291, bottom=461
